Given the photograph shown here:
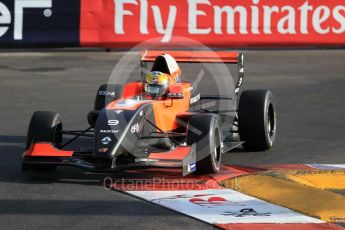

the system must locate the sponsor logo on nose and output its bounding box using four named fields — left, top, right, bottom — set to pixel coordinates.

left=101, top=136, right=112, bottom=145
